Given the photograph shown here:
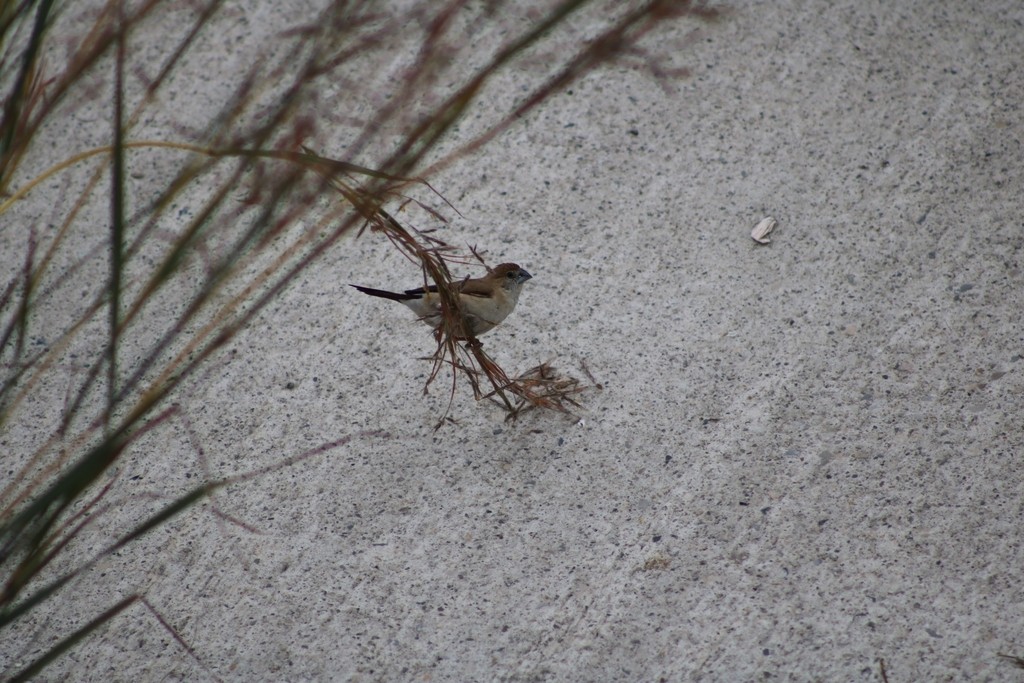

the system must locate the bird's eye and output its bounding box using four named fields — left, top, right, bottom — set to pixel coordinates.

left=506, top=271, right=516, bottom=278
